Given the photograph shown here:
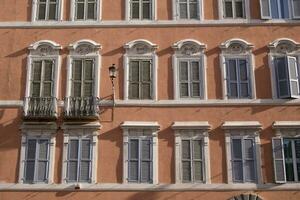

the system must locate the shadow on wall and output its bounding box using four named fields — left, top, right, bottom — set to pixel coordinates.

left=27, top=0, right=32, bottom=21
